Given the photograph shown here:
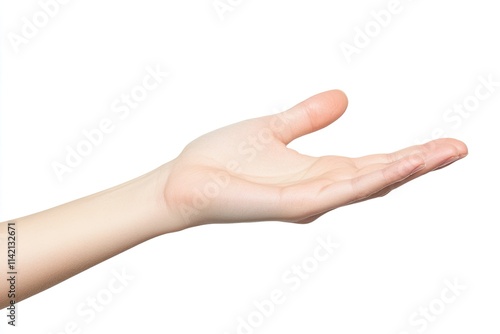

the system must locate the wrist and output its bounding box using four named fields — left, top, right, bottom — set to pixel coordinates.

left=156, top=158, right=212, bottom=231
left=128, top=161, right=184, bottom=236
left=149, top=160, right=192, bottom=234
